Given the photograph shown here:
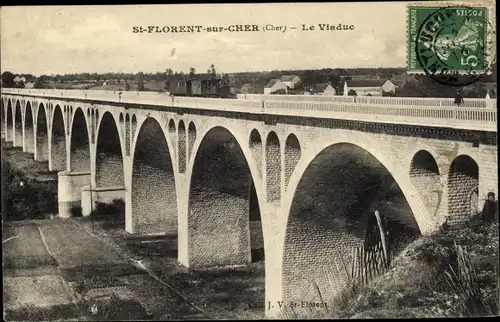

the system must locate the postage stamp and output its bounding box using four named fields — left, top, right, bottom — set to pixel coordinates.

left=407, top=4, right=490, bottom=78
